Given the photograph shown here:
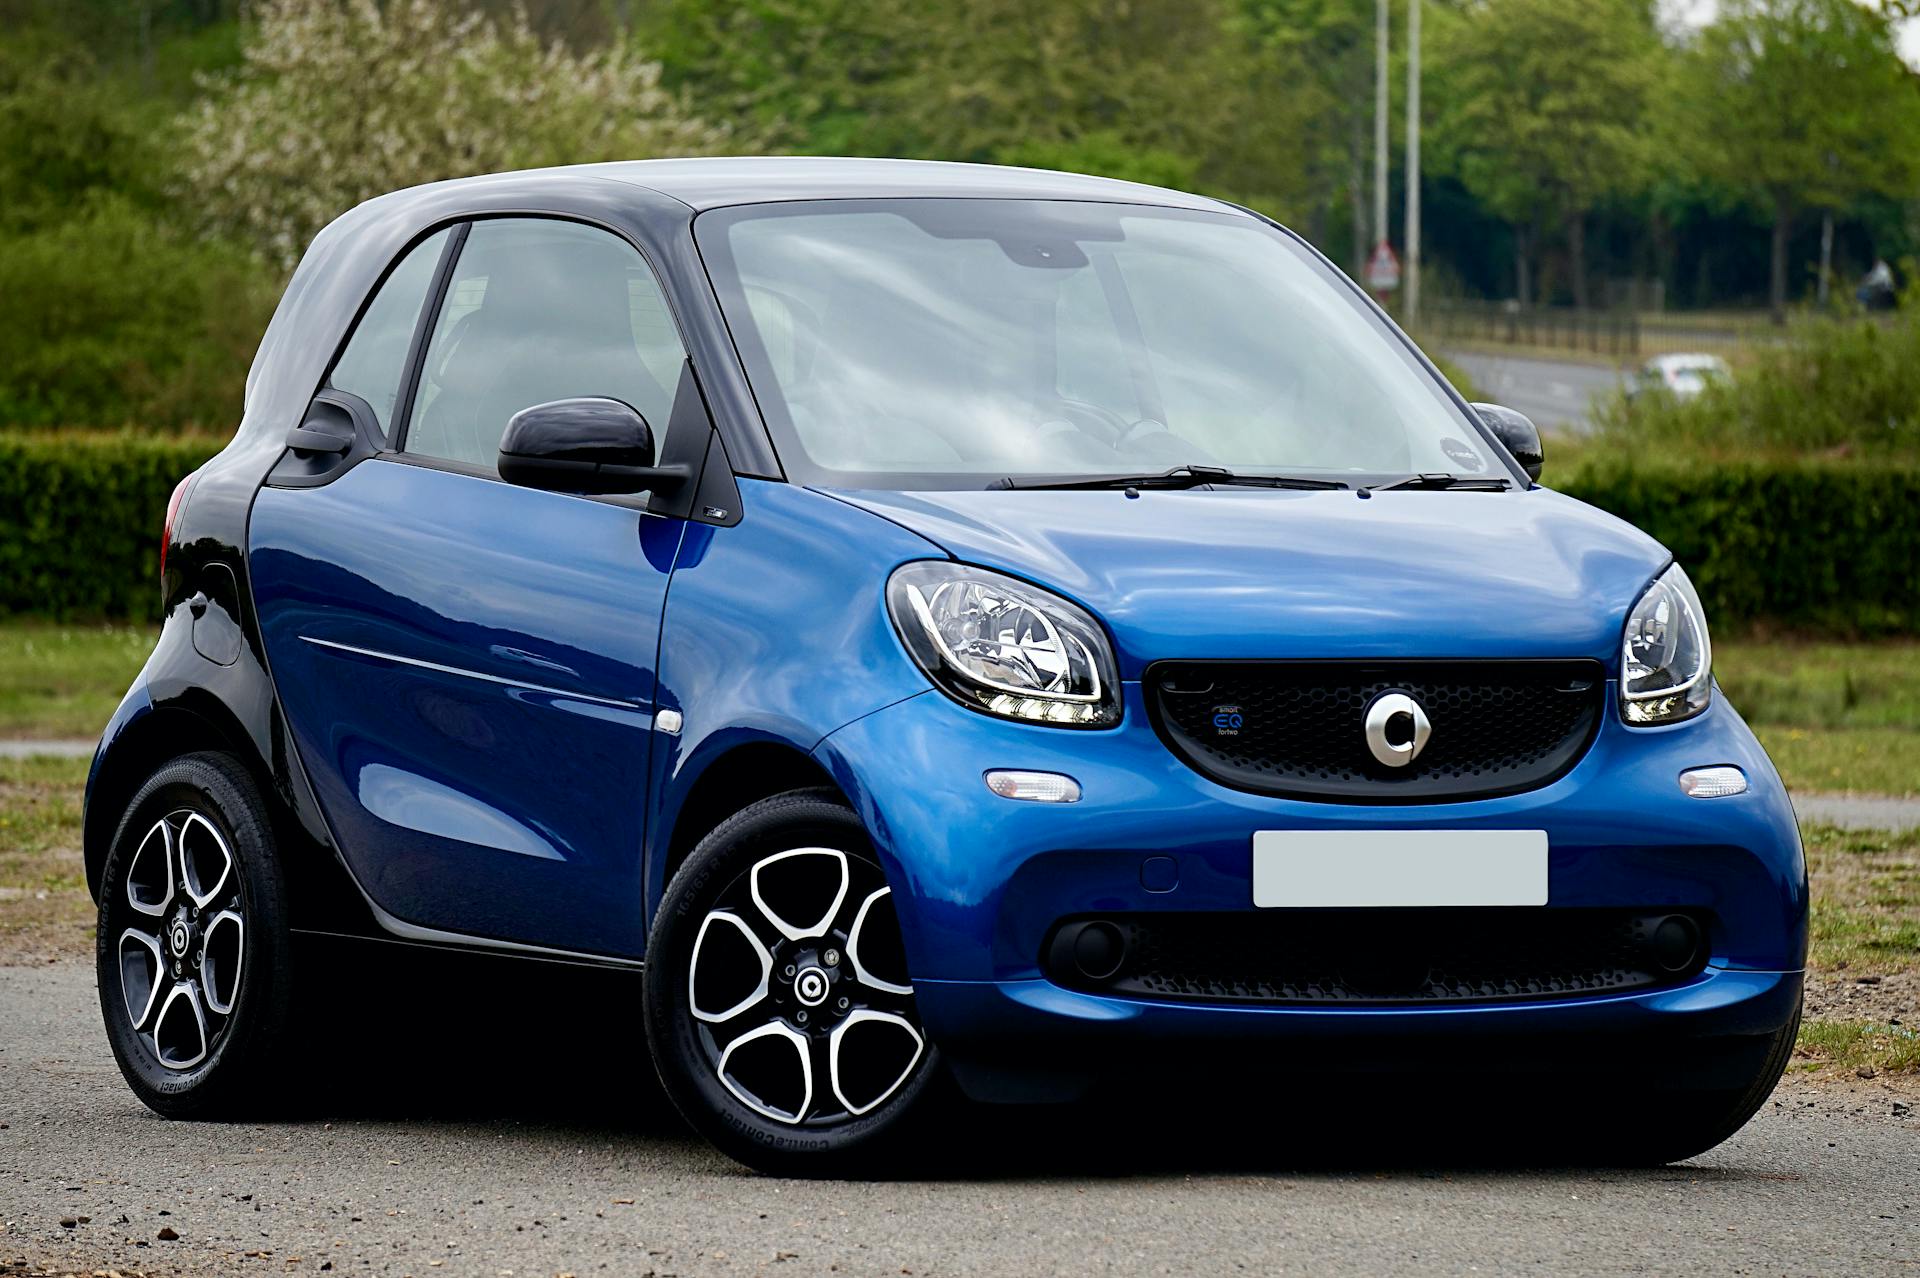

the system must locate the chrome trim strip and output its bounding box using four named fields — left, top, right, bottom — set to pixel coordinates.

left=298, top=637, right=643, bottom=711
